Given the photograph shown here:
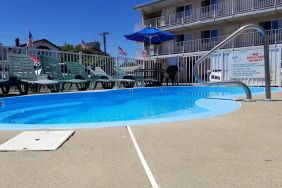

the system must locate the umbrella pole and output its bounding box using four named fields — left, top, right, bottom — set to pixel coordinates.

left=149, top=37, right=151, bottom=69
left=147, top=36, right=152, bottom=70
left=178, top=56, right=180, bottom=86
